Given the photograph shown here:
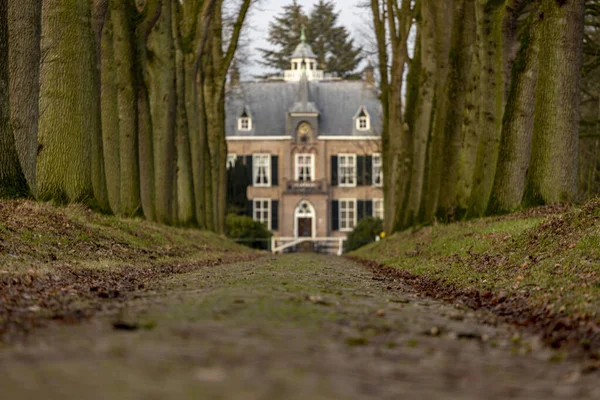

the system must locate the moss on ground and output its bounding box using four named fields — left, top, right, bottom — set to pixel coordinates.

left=352, top=200, right=600, bottom=321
